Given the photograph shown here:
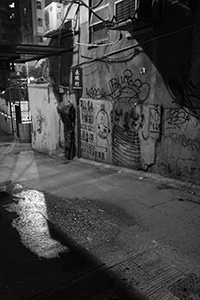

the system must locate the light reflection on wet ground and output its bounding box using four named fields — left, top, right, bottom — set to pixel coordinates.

left=5, top=188, right=68, bottom=259
left=2, top=182, right=135, bottom=261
